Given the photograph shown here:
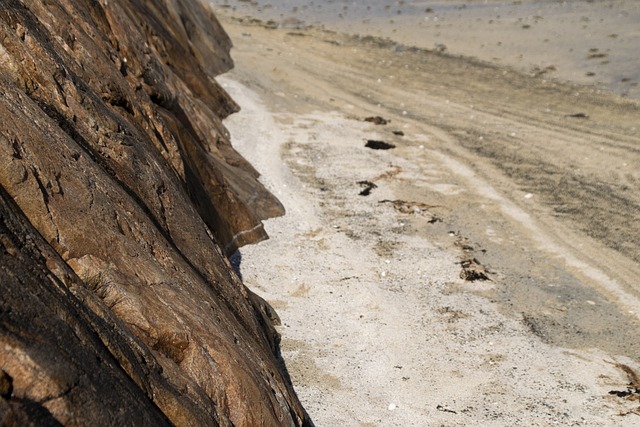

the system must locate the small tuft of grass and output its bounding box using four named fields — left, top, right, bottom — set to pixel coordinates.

left=81, top=268, right=111, bottom=299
